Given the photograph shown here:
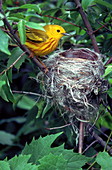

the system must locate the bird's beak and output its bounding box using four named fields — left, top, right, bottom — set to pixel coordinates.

left=62, top=33, right=70, bottom=36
